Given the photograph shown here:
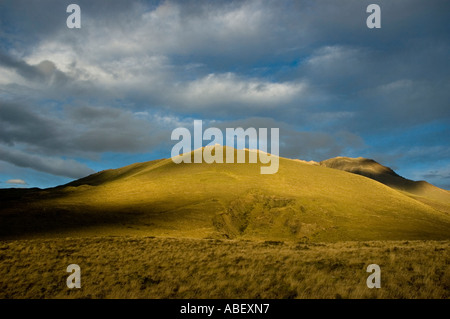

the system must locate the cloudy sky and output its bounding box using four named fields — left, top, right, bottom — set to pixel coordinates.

left=0, top=0, right=449, bottom=189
